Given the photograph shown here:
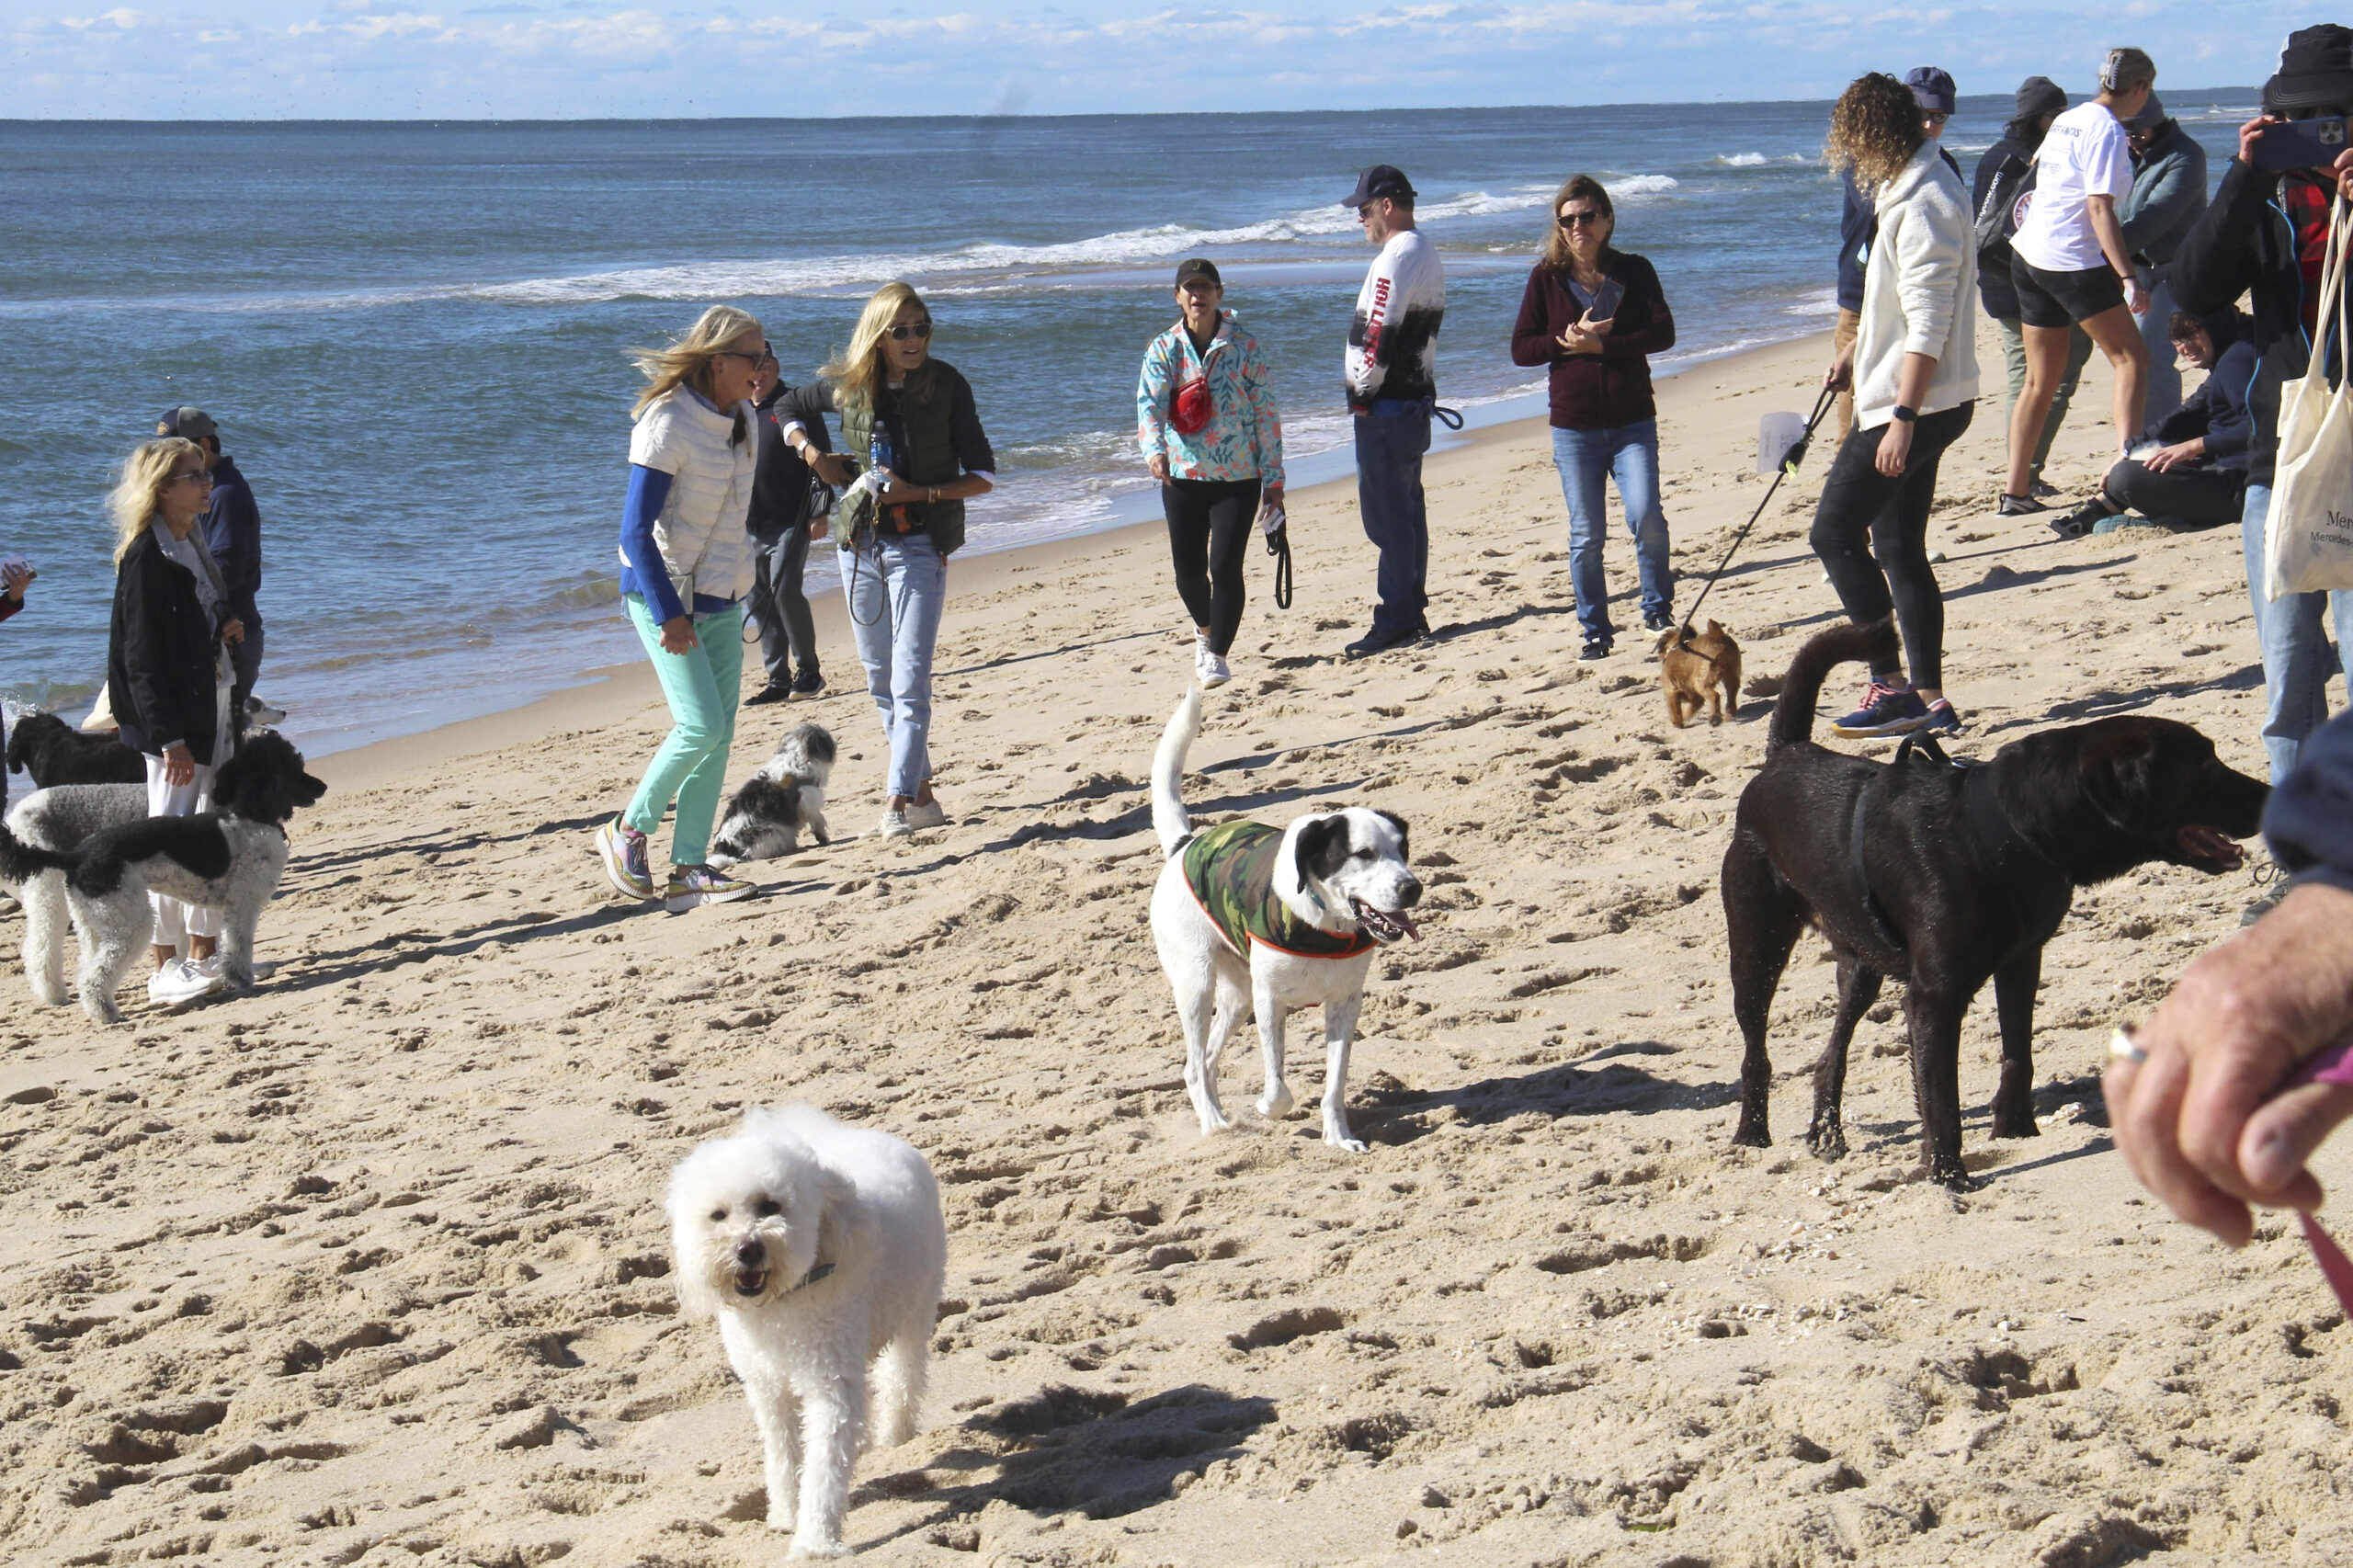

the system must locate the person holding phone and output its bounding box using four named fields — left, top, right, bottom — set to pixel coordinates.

left=0, top=556, right=31, bottom=624
left=2174, top=24, right=2353, bottom=813
left=1808, top=73, right=1980, bottom=739
left=1999, top=48, right=2158, bottom=517
left=1510, top=174, right=1677, bottom=660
